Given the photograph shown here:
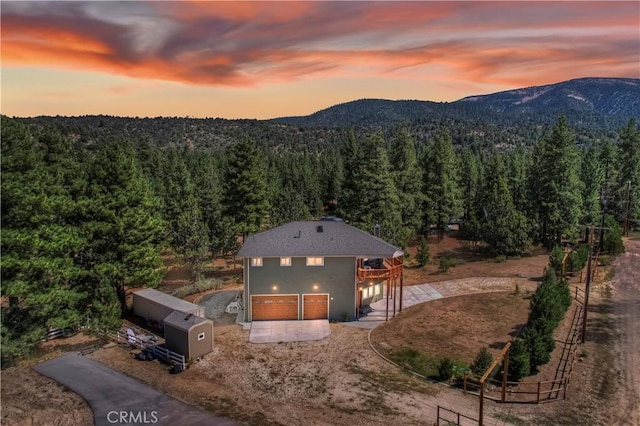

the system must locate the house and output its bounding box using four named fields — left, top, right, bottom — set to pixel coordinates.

left=132, top=288, right=205, bottom=328
left=238, top=220, right=404, bottom=322
left=163, top=310, right=214, bottom=360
